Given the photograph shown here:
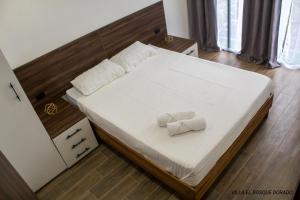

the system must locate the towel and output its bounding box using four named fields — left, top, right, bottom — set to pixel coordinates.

left=167, top=117, right=206, bottom=136
left=157, top=111, right=196, bottom=127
